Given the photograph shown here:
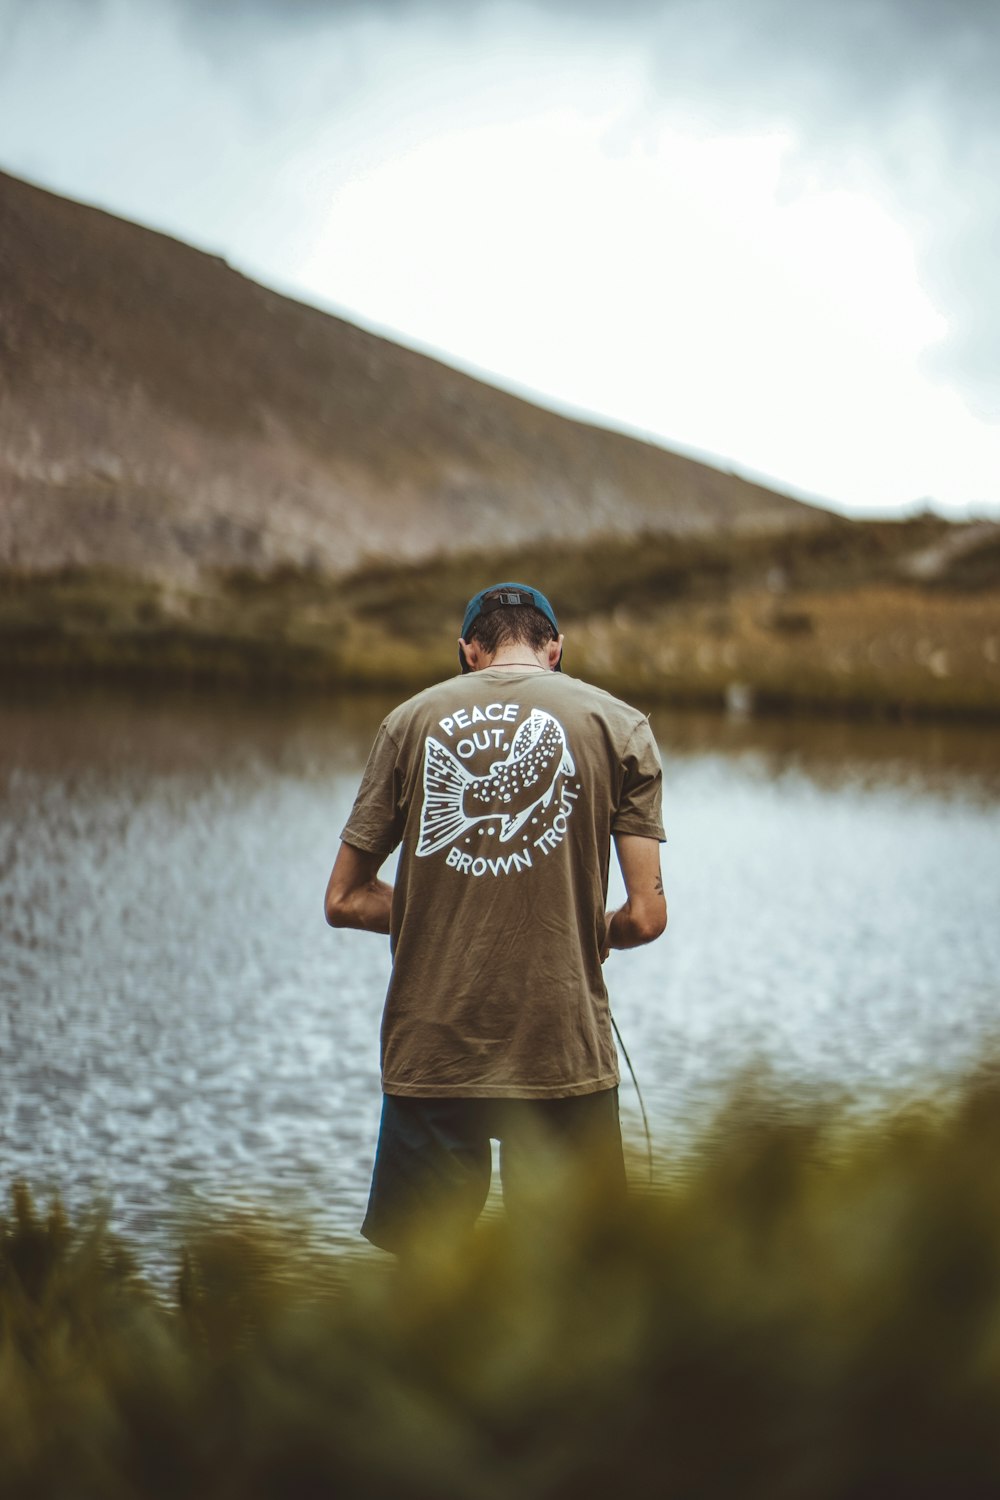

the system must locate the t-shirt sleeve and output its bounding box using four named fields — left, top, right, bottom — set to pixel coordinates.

left=340, top=722, right=406, bottom=855
left=612, top=718, right=666, bottom=841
